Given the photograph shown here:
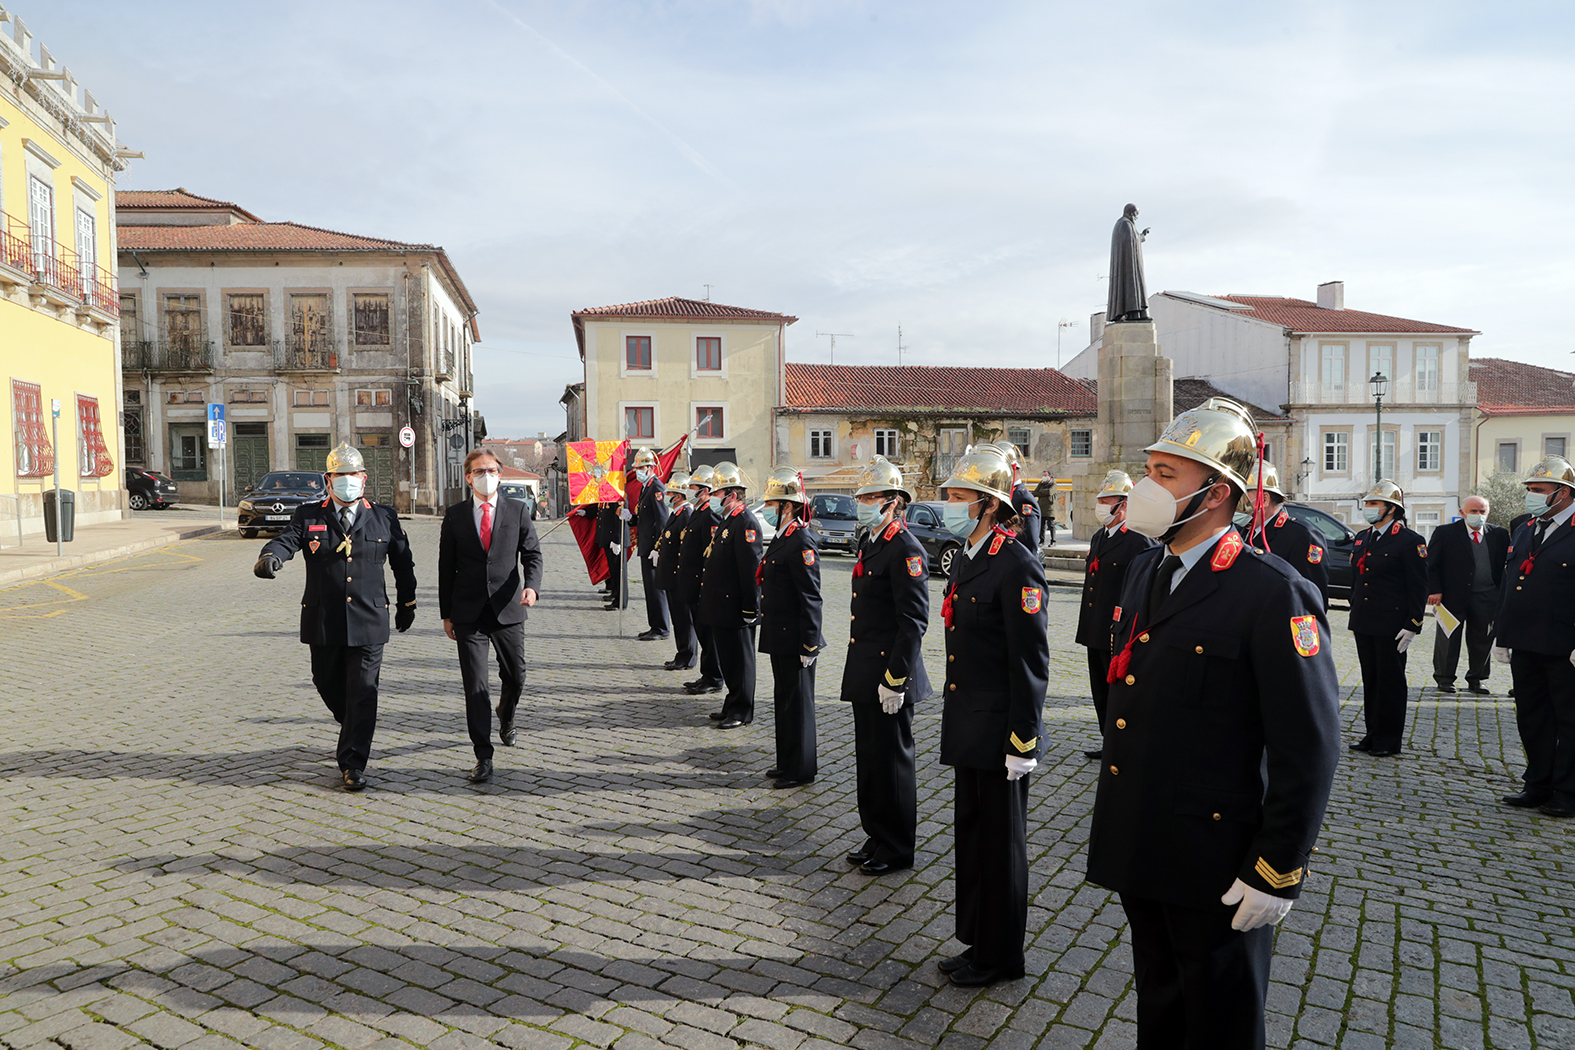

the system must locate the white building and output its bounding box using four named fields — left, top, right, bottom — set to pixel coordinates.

left=1063, top=281, right=1478, bottom=534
